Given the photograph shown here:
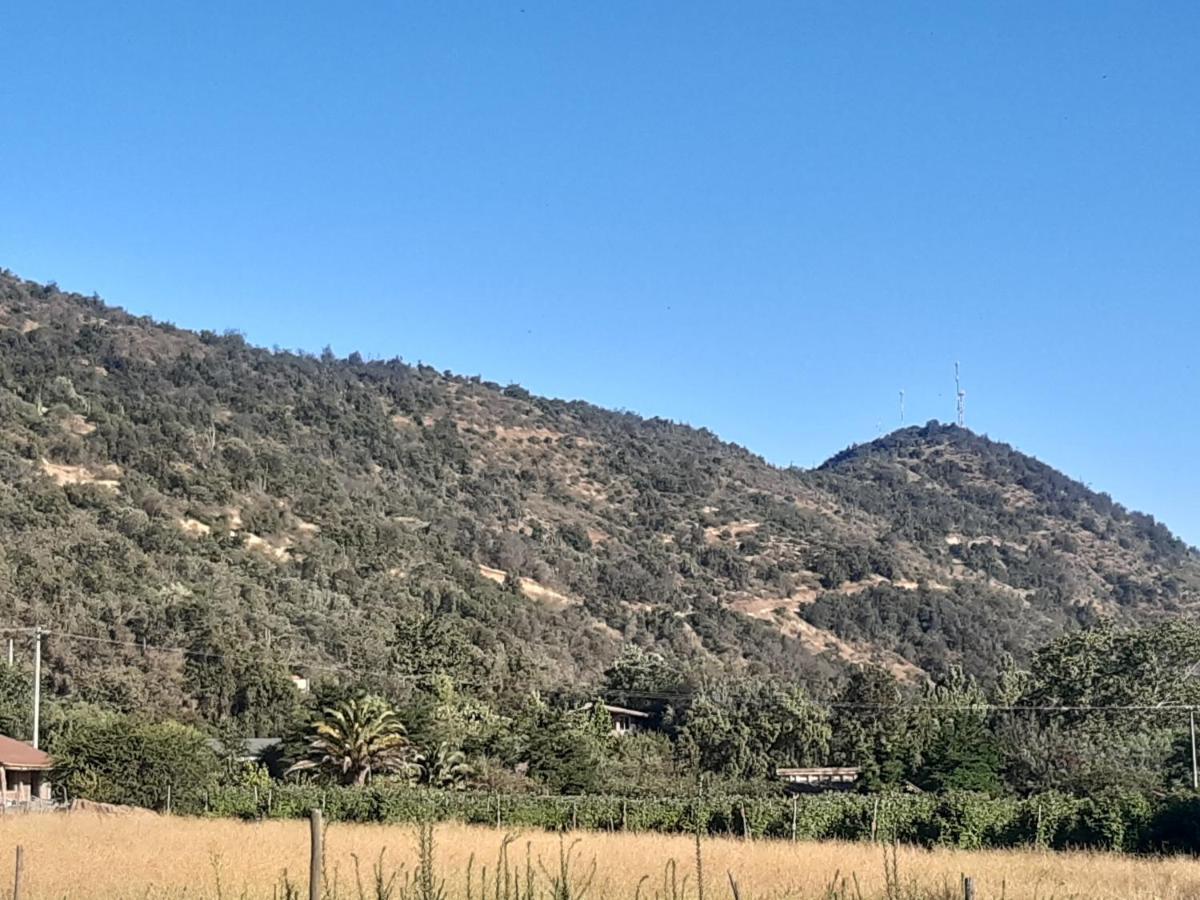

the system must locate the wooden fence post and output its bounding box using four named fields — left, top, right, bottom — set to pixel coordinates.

left=12, top=846, right=23, bottom=900
left=571, top=800, right=578, bottom=831
left=166, top=784, right=172, bottom=815
left=790, top=795, right=797, bottom=842
left=621, top=798, right=628, bottom=831
left=870, top=796, right=880, bottom=843
left=962, top=875, right=975, bottom=900
left=309, top=808, right=323, bottom=900
left=739, top=802, right=750, bottom=841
